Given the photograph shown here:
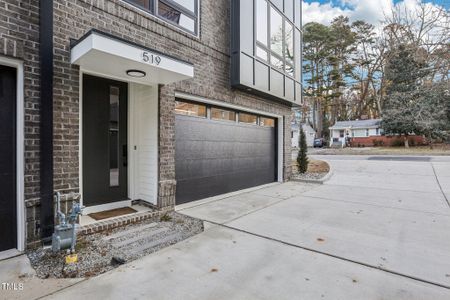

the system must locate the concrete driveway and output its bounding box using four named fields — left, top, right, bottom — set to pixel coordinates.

left=41, top=156, right=450, bottom=299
